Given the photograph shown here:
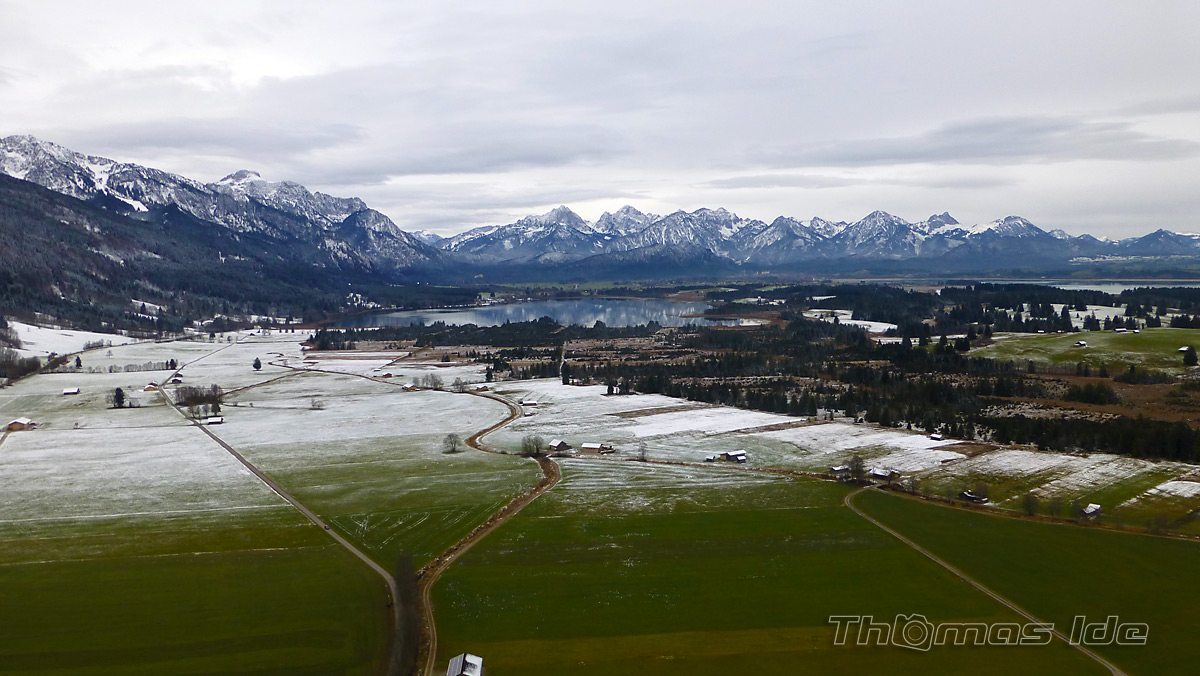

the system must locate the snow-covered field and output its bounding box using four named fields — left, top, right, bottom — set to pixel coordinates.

left=625, top=407, right=796, bottom=438
left=756, top=423, right=957, bottom=455
left=491, top=381, right=968, bottom=472
left=803, top=309, right=898, bottom=333
left=6, top=320, right=136, bottom=357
